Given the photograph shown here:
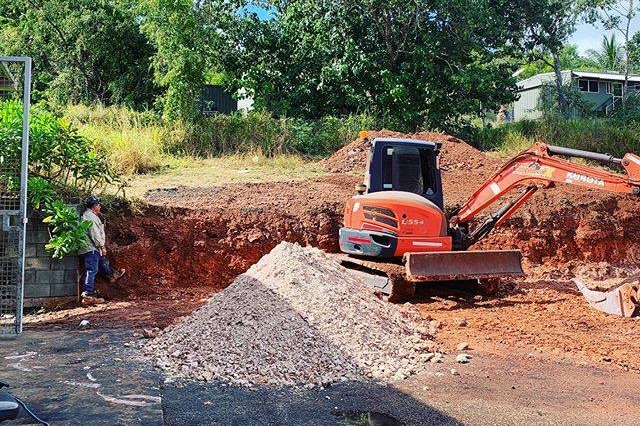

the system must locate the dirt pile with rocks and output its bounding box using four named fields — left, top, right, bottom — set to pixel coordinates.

left=320, top=129, right=495, bottom=173
left=142, top=242, right=432, bottom=387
